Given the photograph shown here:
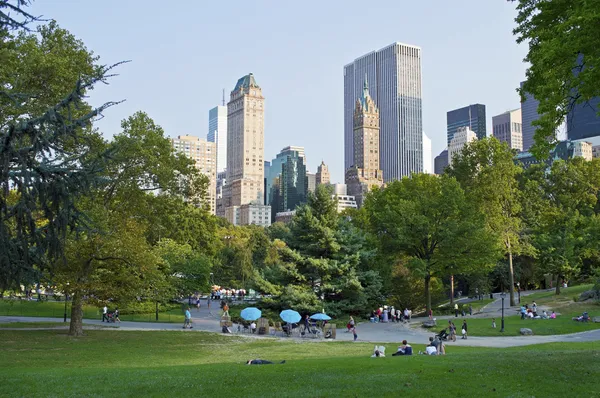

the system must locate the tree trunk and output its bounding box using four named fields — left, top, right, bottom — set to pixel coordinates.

left=425, top=274, right=431, bottom=314
left=555, top=275, right=561, bottom=295
left=68, top=291, right=84, bottom=336
left=507, top=238, right=516, bottom=306
left=450, top=274, right=455, bottom=304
